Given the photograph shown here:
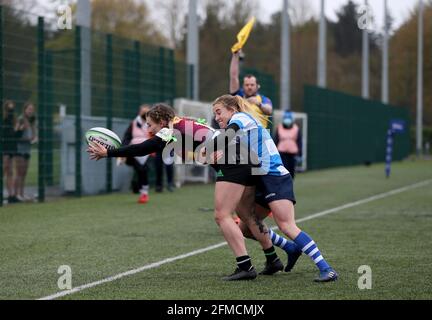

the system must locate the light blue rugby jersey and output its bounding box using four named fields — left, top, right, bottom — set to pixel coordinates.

left=228, top=112, right=289, bottom=176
